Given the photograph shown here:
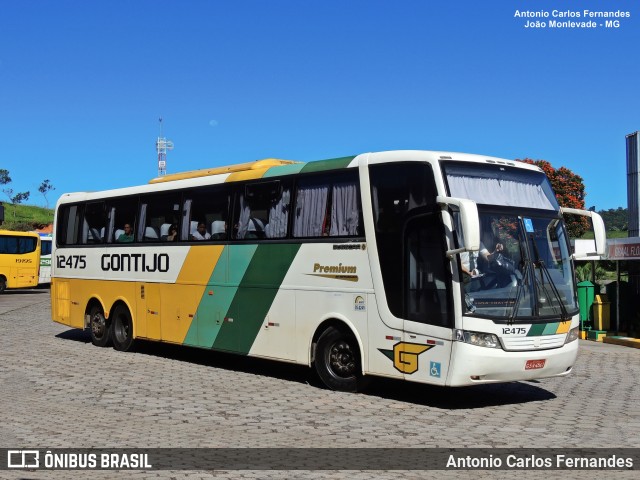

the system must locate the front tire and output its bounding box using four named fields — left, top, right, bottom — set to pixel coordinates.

left=0, top=276, right=6, bottom=294
left=111, top=304, right=135, bottom=352
left=89, top=304, right=111, bottom=347
left=314, top=326, right=366, bottom=392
